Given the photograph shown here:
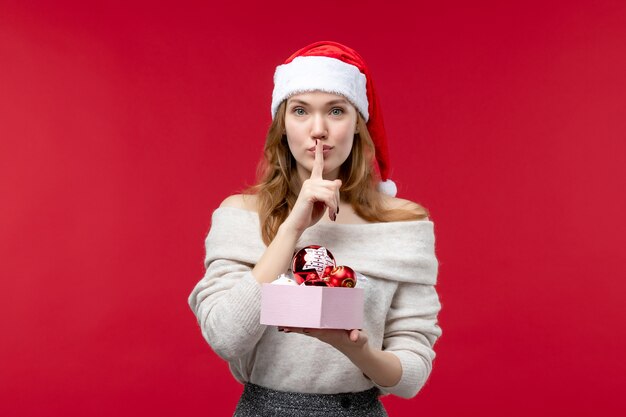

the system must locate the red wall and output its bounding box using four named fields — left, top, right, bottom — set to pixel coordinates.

left=1, top=1, right=625, bottom=416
